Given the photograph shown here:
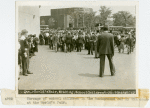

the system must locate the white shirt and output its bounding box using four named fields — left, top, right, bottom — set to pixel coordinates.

left=117, top=35, right=121, bottom=39
left=20, top=35, right=26, bottom=40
